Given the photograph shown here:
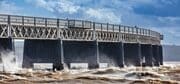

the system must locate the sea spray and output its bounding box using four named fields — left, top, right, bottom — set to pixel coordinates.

left=0, top=51, right=20, bottom=73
